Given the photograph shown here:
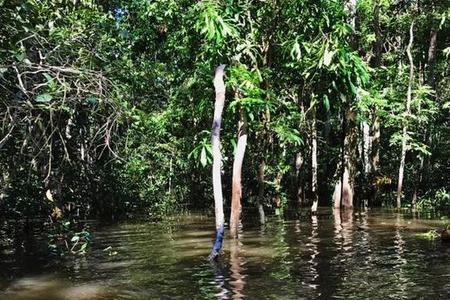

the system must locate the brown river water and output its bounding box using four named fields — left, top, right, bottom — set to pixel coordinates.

left=1, top=208, right=450, bottom=299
